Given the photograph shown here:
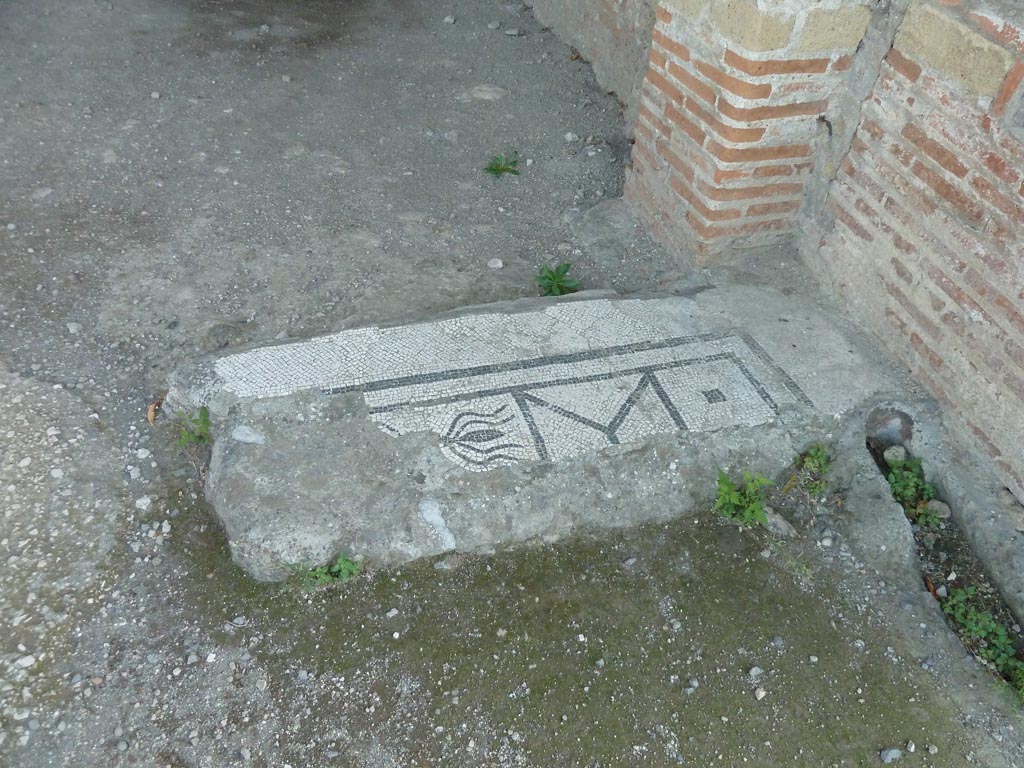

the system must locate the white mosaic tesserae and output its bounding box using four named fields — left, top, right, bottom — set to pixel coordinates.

left=204, top=299, right=811, bottom=471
